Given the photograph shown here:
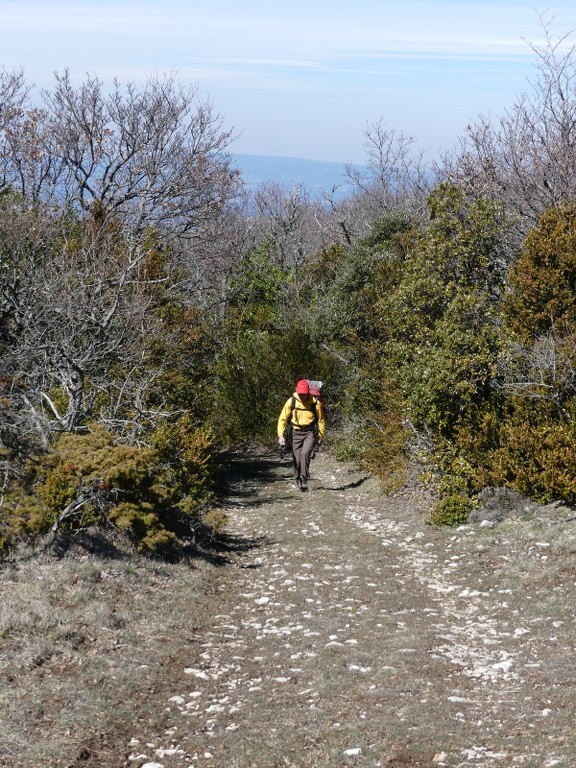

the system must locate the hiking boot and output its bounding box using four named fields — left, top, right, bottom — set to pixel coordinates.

left=300, top=482, right=308, bottom=492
